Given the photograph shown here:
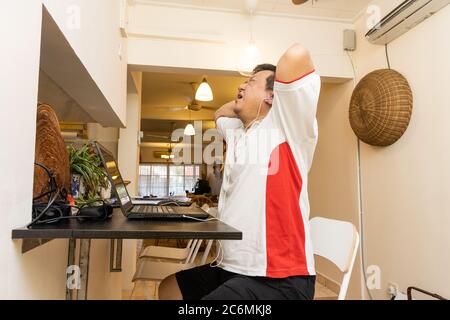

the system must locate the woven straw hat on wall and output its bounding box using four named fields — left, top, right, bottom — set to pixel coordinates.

left=349, top=69, right=413, bottom=147
left=34, top=104, right=70, bottom=199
